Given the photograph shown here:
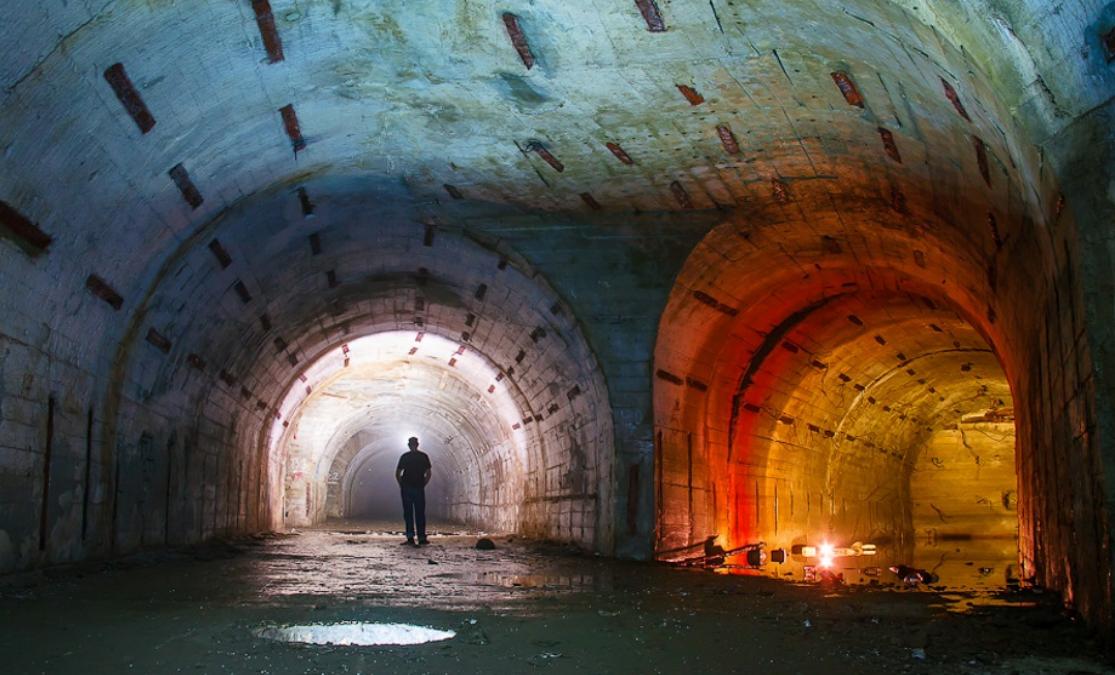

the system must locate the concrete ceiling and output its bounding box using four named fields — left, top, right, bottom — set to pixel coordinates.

left=2, top=0, right=1112, bottom=620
